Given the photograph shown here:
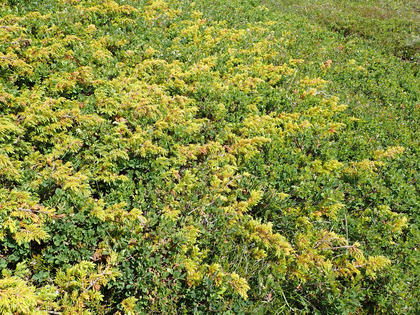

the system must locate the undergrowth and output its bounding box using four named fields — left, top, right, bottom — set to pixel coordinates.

left=0, top=0, right=418, bottom=314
